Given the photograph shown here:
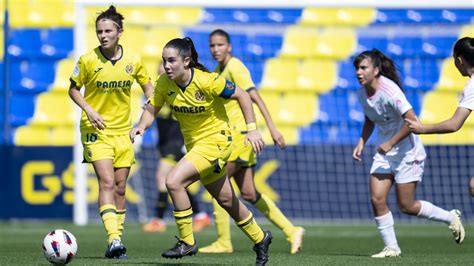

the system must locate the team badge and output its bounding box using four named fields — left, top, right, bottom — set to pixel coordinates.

left=125, top=64, right=134, bottom=75
left=225, top=81, right=235, bottom=90
left=194, top=90, right=205, bottom=101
